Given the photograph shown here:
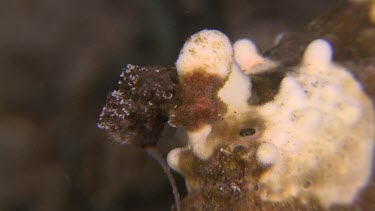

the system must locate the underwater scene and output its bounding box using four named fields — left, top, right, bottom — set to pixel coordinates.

left=1, top=0, right=375, bottom=210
